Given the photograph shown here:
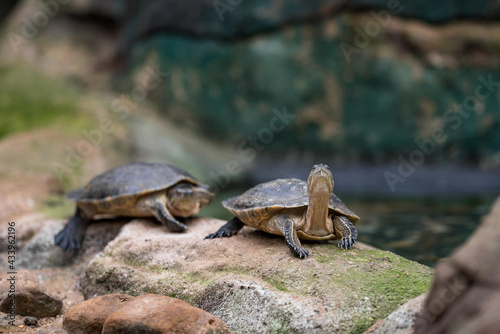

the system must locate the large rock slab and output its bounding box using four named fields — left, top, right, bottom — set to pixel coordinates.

left=416, top=197, right=500, bottom=334
left=81, top=217, right=433, bottom=333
